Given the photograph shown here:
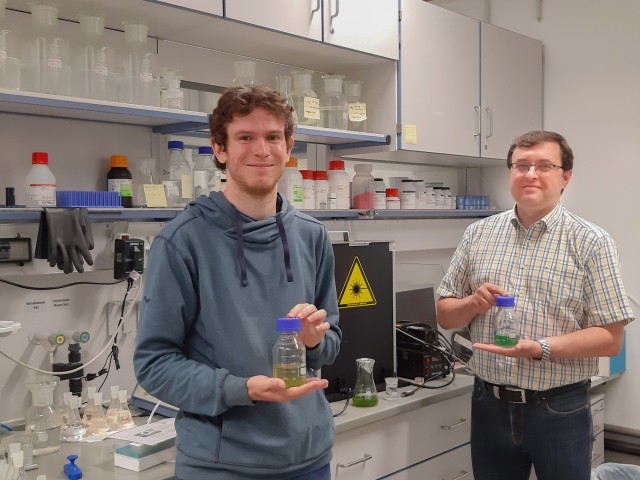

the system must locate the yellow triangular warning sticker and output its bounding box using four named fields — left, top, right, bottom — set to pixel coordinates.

left=338, top=256, right=377, bottom=309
